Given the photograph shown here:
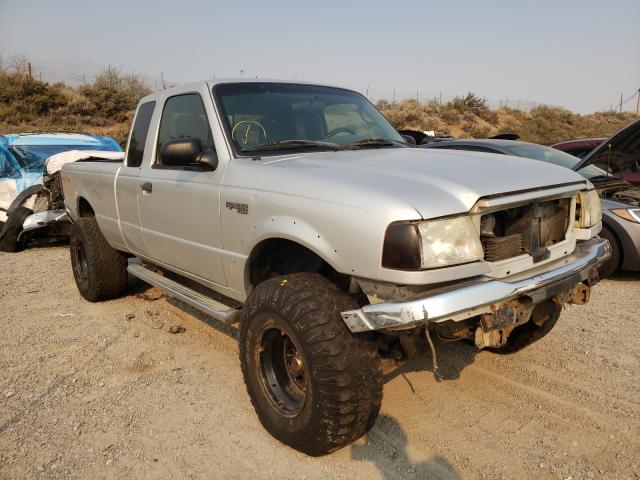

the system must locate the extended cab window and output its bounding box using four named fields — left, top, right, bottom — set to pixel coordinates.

left=127, top=101, right=155, bottom=168
left=156, top=94, right=215, bottom=167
